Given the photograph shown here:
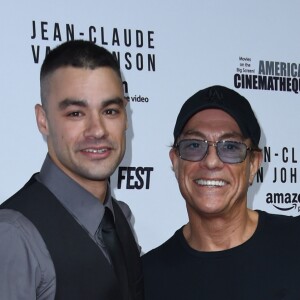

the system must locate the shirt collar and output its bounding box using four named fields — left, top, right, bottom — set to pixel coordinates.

left=36, top=154, right=114, bottom=236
